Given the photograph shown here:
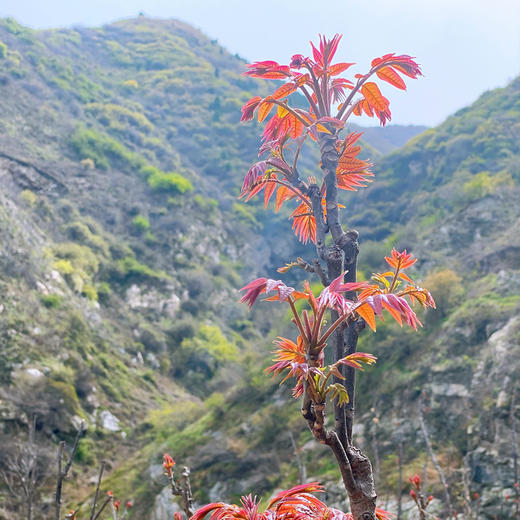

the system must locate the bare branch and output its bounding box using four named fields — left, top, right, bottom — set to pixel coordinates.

left=289, top=431, right=307, bottom=484
left=56, top=423, right=86, bottom=520
left=92, top=495, right=112, bottom=520
left=181, top=466, right=194, bottom=518
left=89, top=461, right=106, bottom=520
left=418, top=396, right=453, bottom=518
